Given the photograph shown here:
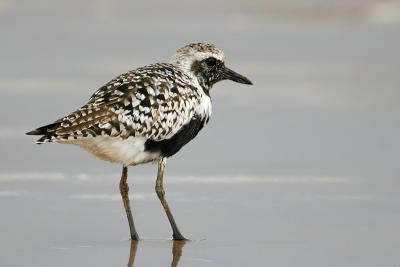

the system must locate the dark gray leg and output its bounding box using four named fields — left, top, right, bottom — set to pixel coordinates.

left=155, top=157, right=187, bottom=240
left=120, top=166, right=139, bottom=240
